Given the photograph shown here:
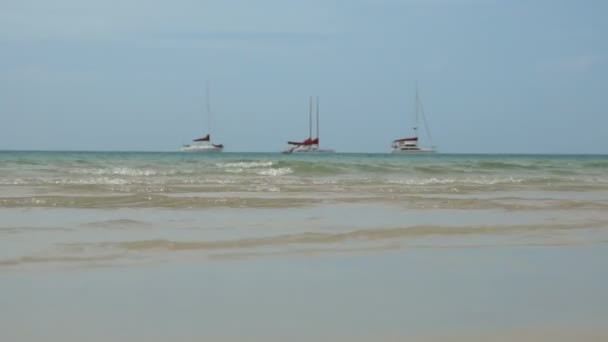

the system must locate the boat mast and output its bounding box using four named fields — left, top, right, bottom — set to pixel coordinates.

left=414, top=81, right=419, bottom=138
left=316, top=96, right=320, bottom=146
left=309, top=96, right=313, bottom=141
left=206, top=82, right=211, bottom=138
